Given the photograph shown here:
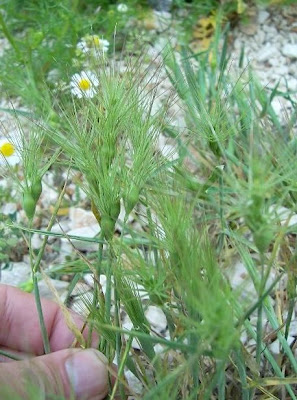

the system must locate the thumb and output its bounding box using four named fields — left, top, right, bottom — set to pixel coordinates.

left=0, top=348, right=109, bottom=400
